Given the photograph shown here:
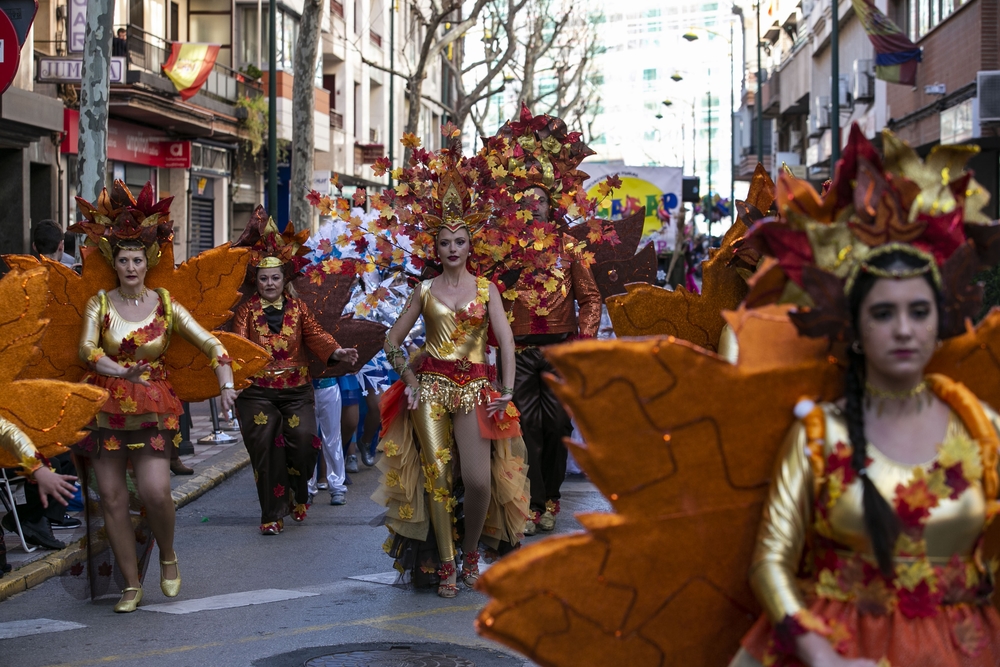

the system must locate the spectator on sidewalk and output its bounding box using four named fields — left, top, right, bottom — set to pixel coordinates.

left=31, top=220, right=76, bottom=267
left=308, top=379, right=347, bottom=505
